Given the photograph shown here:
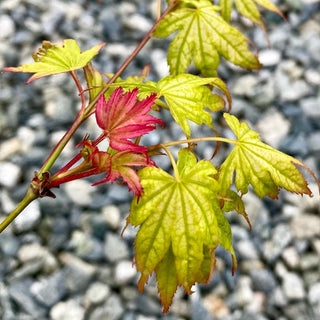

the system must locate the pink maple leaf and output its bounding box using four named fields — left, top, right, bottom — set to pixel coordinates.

left=95, top=87, right=165, bottom=153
